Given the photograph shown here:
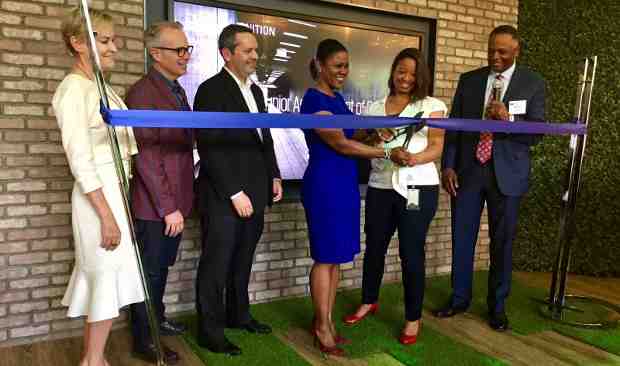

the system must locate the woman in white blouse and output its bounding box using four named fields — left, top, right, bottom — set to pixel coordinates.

left=343, top=48, right=446, bottom=345
left=52, top=8, right=144, bottom=366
